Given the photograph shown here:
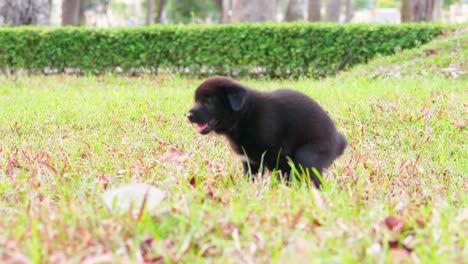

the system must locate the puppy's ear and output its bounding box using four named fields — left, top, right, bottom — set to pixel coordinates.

left=226, top=88, right=246, bottom=112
